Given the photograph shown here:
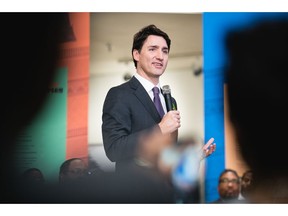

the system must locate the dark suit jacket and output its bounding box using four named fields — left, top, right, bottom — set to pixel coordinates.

left=102, top=76, right=176, bottom=171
